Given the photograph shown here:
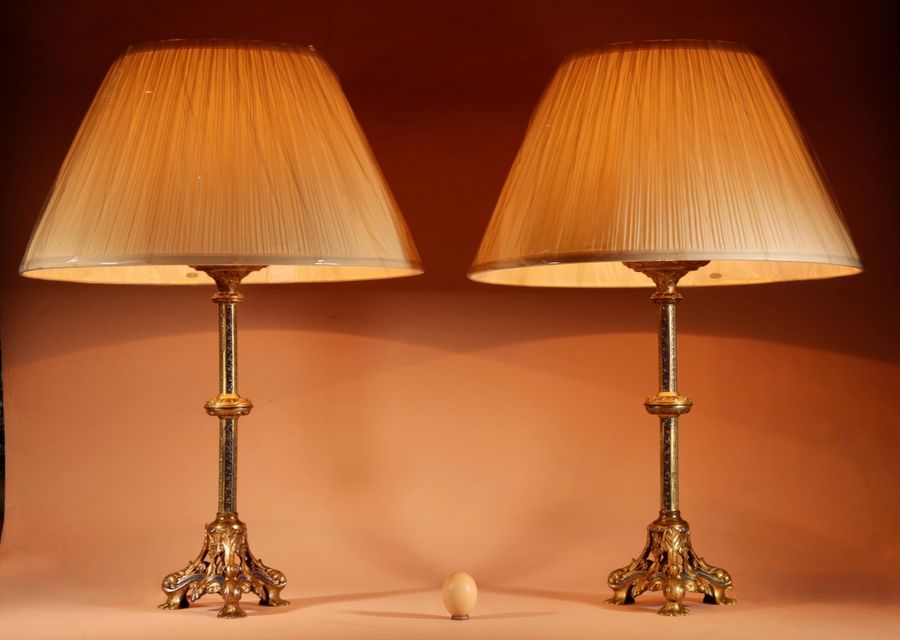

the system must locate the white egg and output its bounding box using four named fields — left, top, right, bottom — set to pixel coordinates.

left=442, top=571, right=477, bottom=620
